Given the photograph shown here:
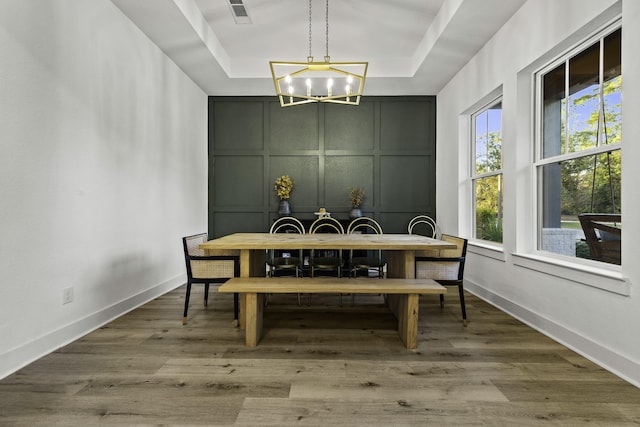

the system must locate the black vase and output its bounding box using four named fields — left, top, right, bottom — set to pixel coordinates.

left=349, top=207, right=363, bottom=219
left=278, top=200, right=291, bottom=217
